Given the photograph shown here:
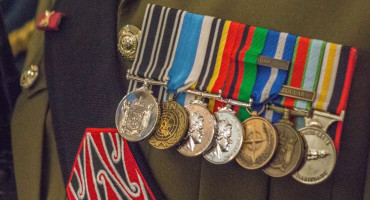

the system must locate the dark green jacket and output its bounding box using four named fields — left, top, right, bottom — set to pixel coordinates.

left=12, top=0, right=370, bottom=199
